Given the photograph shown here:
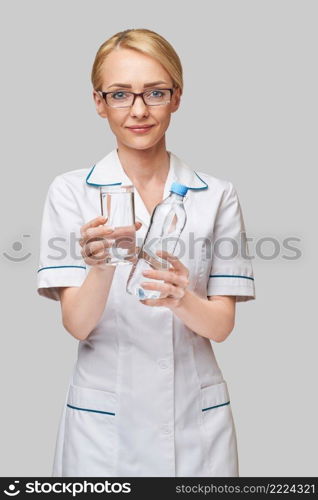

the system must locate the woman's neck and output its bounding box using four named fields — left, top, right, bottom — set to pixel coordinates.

left=116, top=143, right=170, bottom=188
